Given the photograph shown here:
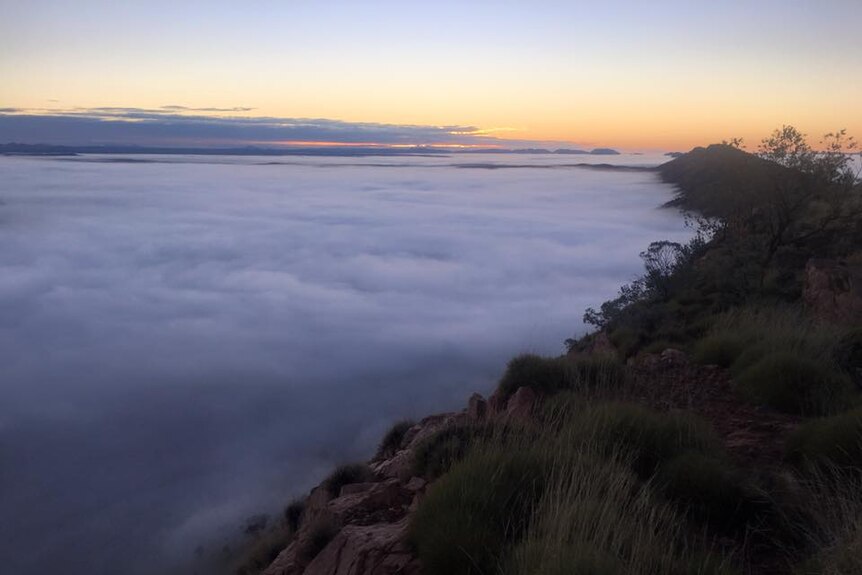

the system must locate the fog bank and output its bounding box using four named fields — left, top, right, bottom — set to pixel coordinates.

left=0, top=153, right=689, bottom=574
